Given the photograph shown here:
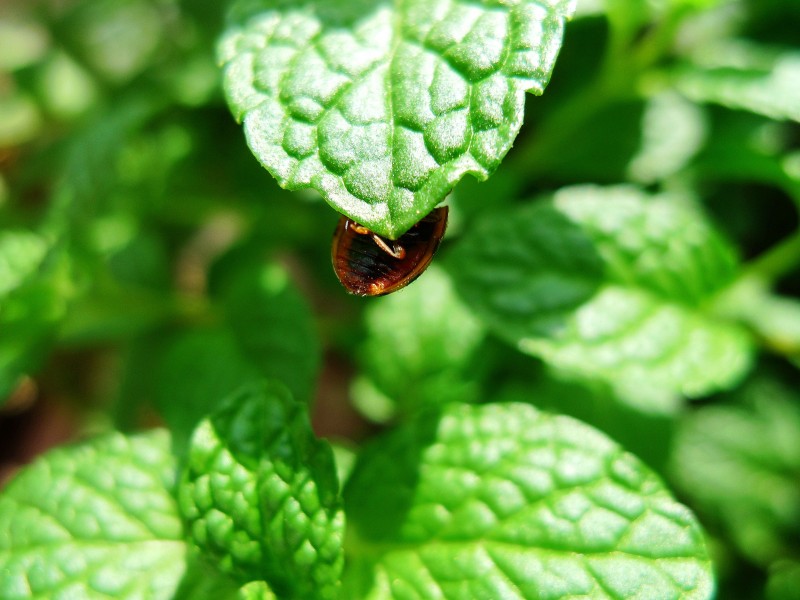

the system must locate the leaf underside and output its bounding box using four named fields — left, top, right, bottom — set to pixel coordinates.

left=219, top=0, right=576, bottom=238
